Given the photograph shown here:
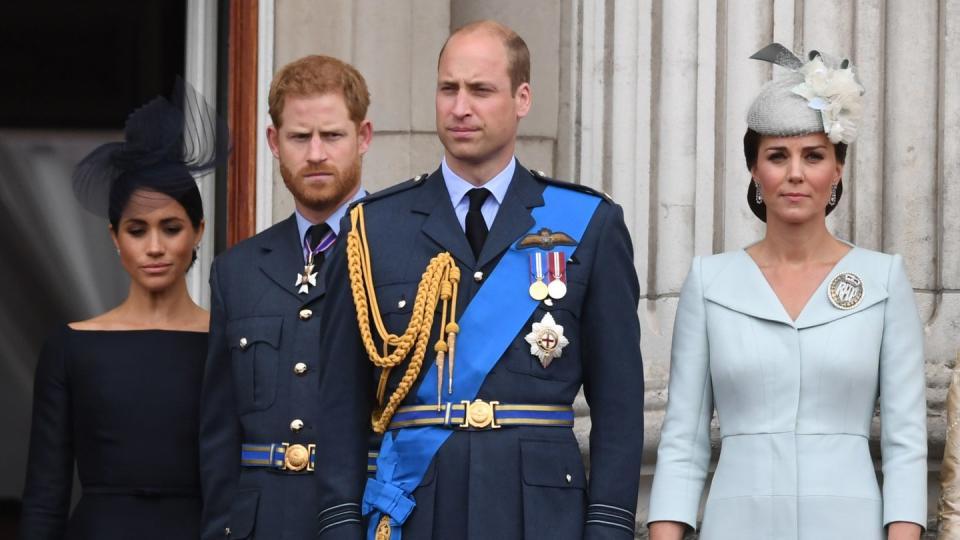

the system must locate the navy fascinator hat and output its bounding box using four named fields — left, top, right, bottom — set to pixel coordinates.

left=71, top=78, right=228, bottom=224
